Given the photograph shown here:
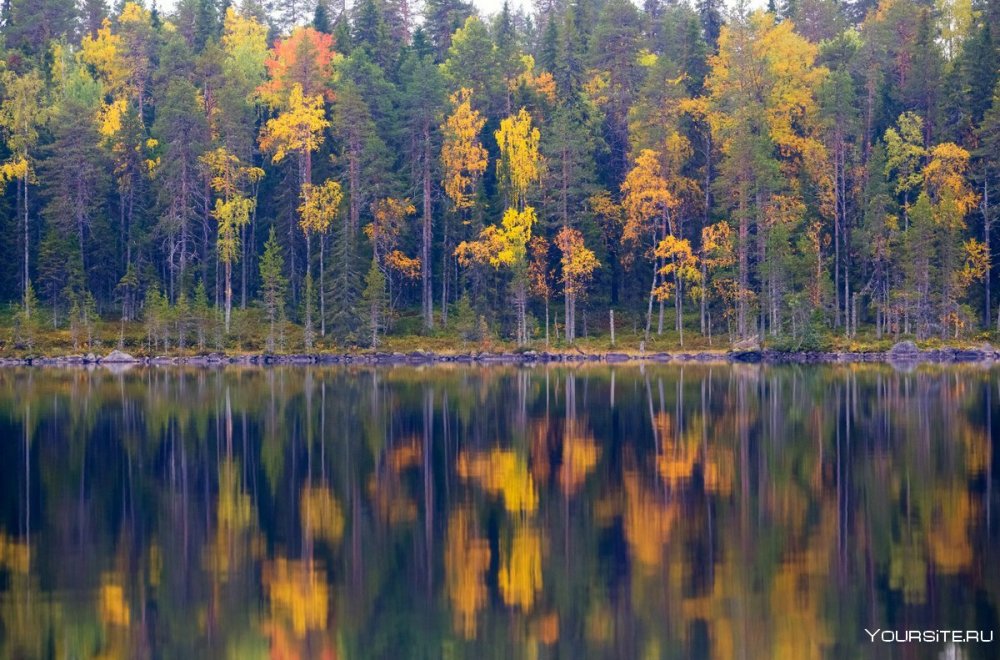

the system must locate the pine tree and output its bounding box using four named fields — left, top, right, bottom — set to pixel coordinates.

left=259, top=227, right=287, bottom=353
left=361, top=257, right=387, bottom=348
